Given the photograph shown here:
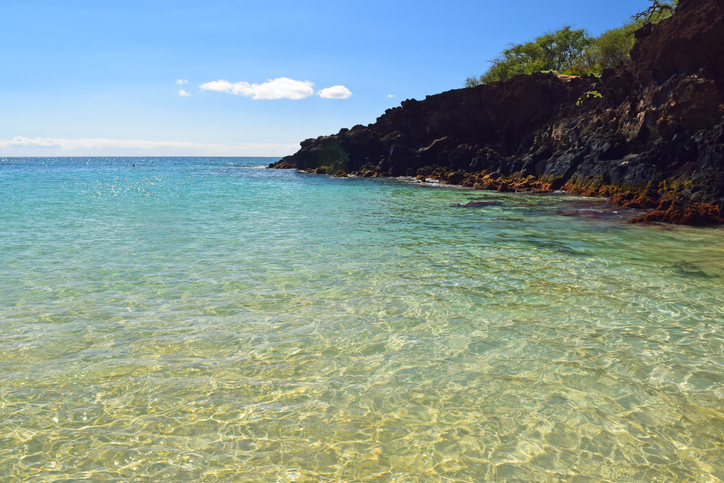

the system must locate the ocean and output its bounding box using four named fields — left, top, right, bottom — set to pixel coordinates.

left=1, top=157, right=723, bottom=481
